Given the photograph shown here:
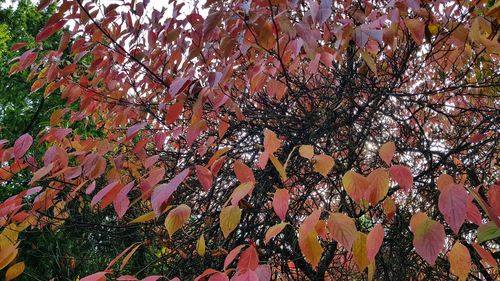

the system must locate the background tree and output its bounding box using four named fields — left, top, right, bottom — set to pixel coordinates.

left=0, top=0, right=499, bottom=280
